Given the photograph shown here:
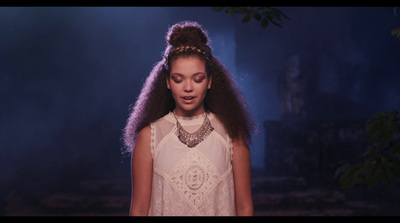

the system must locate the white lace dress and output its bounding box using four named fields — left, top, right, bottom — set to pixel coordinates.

left=148, top=112, right=236, bottom=216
